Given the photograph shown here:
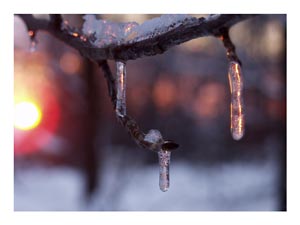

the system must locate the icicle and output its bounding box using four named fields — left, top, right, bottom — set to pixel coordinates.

left=158, top=149, right=171, bottom=192
left=228, top=61, right=245, bottom=140
left=116, top=61, right=127, bottom=117
left=28, top=30, right=37, bottom=52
